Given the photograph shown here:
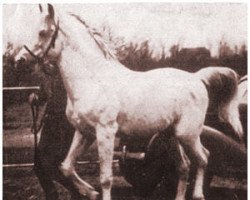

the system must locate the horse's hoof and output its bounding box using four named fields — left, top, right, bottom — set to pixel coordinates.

left=192, top=192, right=205, bottom=200
left=89, top=190, right=99, bottom=200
